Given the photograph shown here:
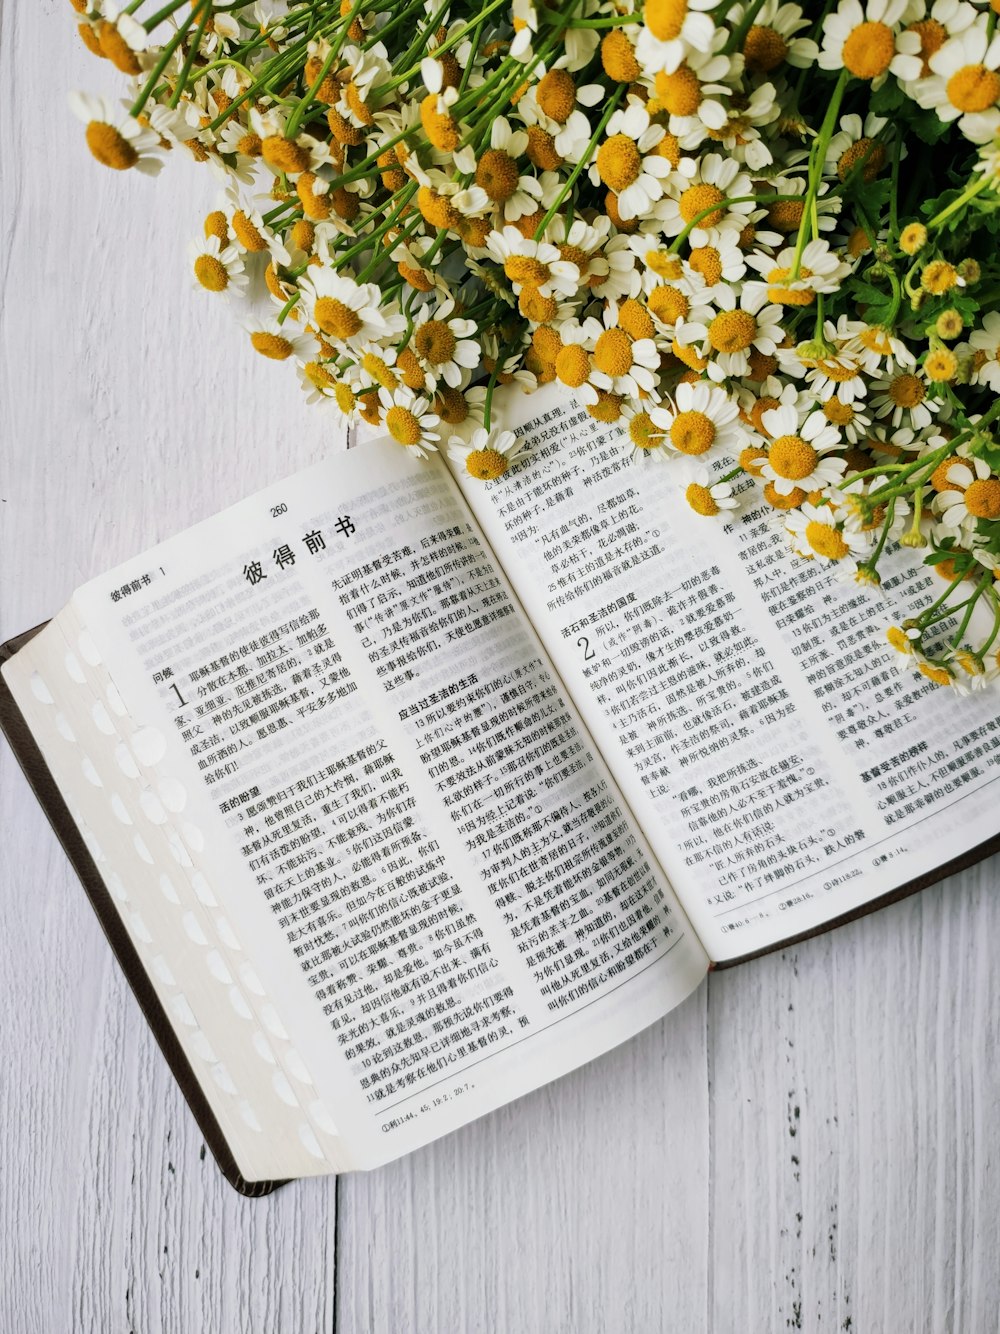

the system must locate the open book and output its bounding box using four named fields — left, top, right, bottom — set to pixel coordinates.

left=4, top=383, right=999, bottom=1193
